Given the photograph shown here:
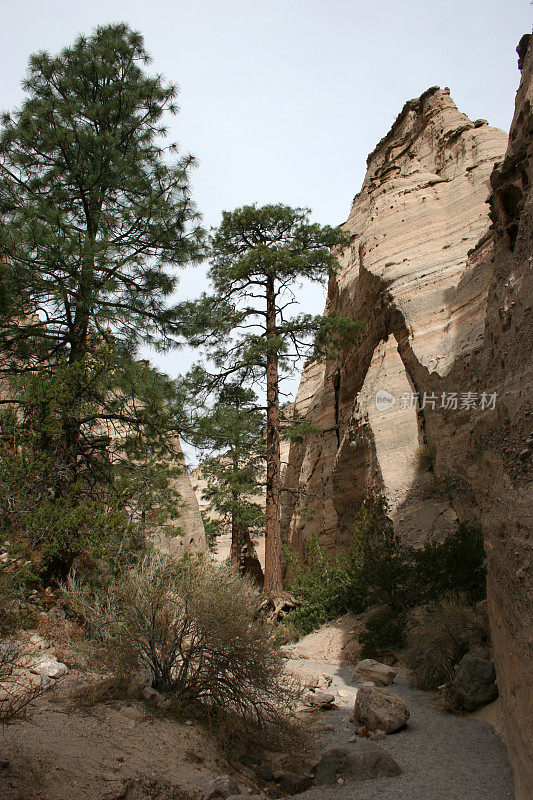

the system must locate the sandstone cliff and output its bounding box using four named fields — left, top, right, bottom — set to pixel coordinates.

left=282, top=87, right=507, bottom=552
left=282, top=39, right=532, bottom=798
